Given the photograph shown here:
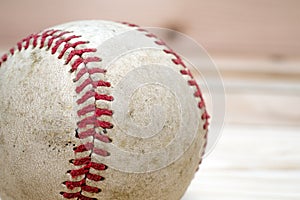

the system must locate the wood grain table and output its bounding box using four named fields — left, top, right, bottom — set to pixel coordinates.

left=182, top=125, right=300, bottom=200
